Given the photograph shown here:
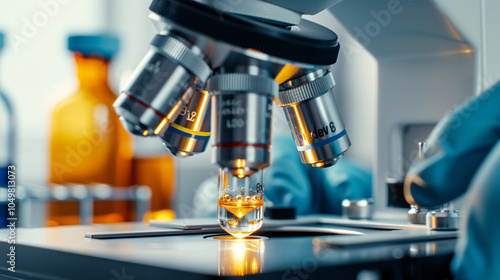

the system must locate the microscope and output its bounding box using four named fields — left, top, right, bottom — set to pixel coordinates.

left=113, top=0, right=350, bottom=237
